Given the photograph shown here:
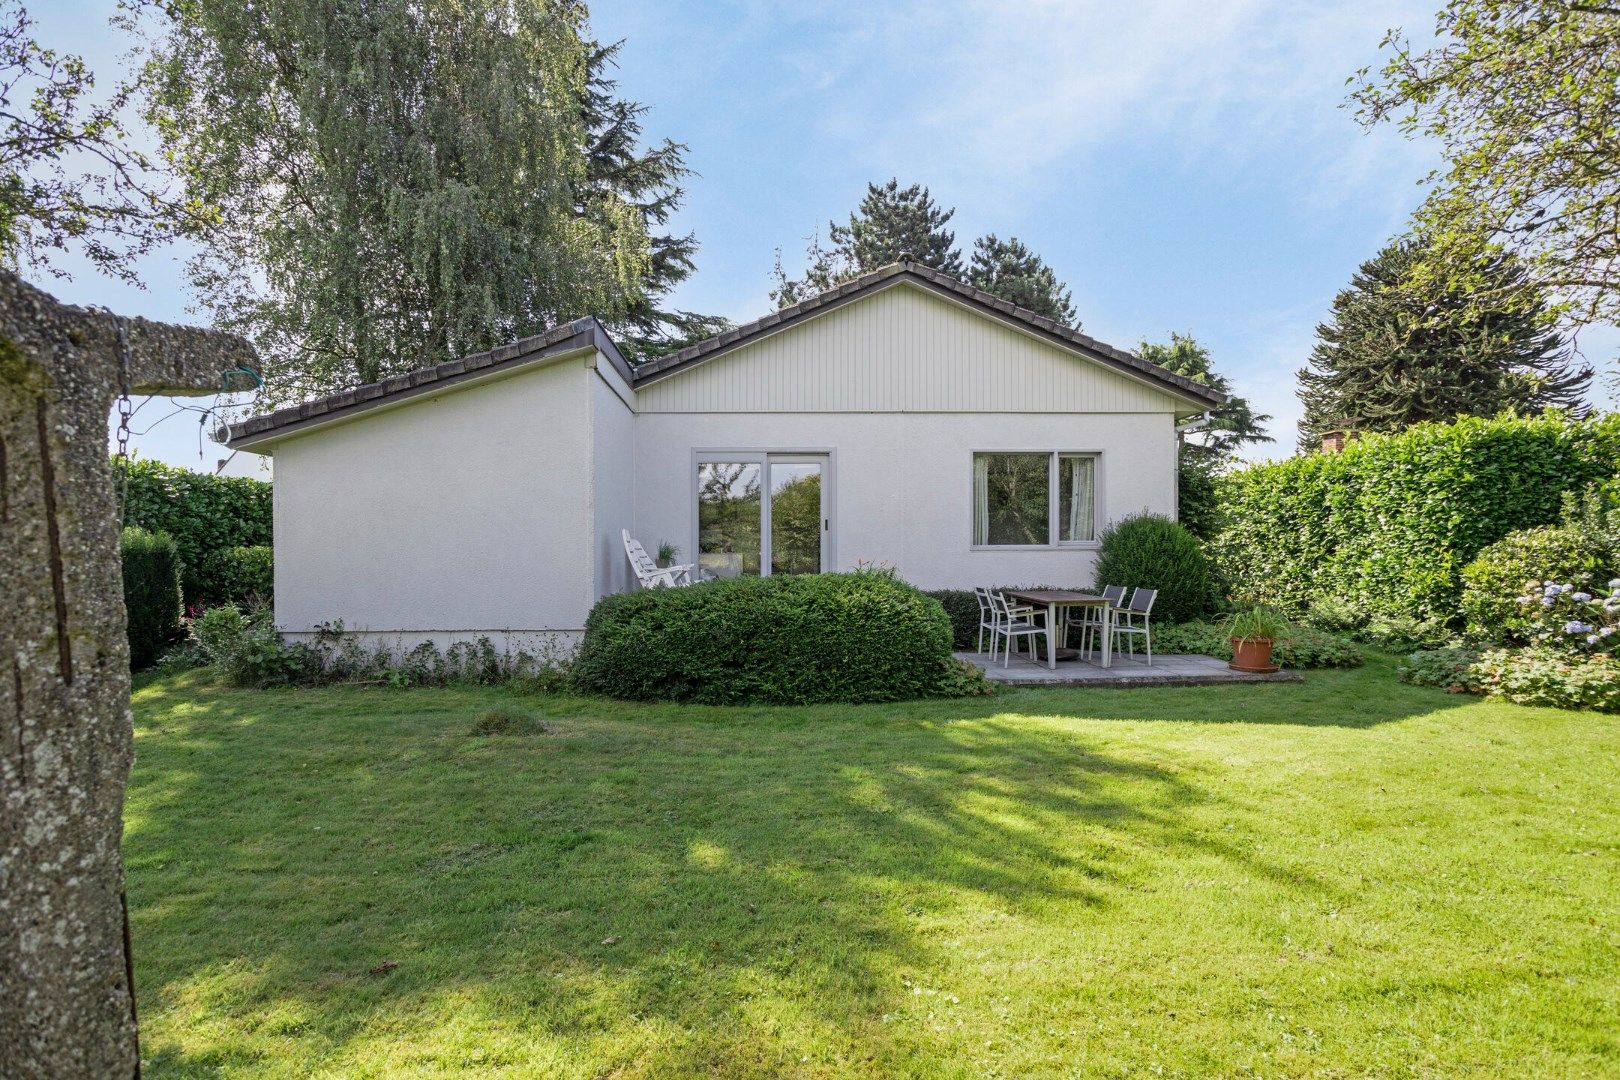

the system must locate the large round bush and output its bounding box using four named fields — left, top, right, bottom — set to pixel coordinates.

left=1093, top=513, right=1213, bottom=622
left=1460, top=525, right=1617, bottom=643
left=574, top=569, right=978, bottom=704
